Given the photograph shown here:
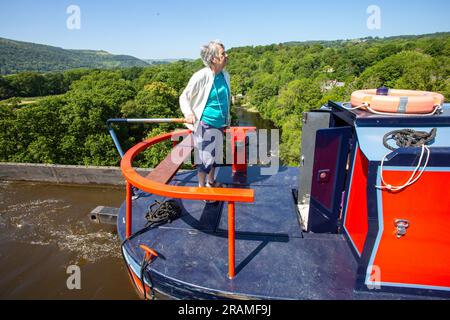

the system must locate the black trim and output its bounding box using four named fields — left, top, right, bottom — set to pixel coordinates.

left=354, top=160, right=381, bottom=292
